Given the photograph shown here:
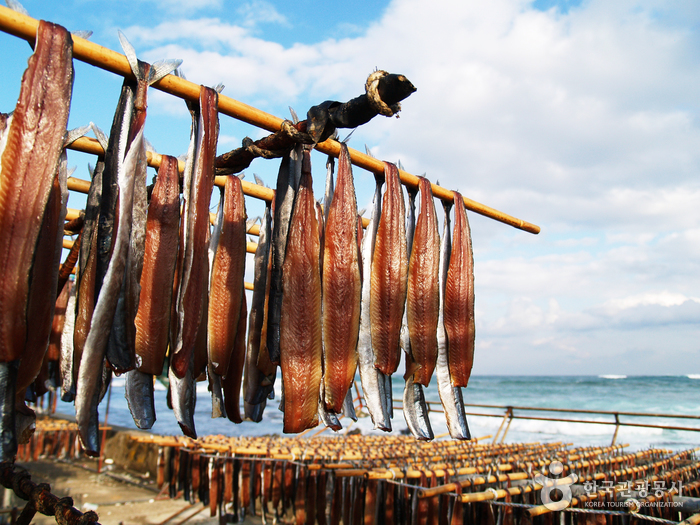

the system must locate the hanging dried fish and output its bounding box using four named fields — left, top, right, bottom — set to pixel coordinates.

left=134, top=154, right=180, bottom=376
left=171, top=85, right=219, bottom=379
left=401, top=184, right=434, bottom=441
left=208, top=175, right=247, bottom=377
left=267, top=145, right=303, bottom=368
left=106, top=34, right=180, bottom=373
left=207, top=186, right=226, bottom=416
left=444, top=192, right=475, bottom=388
left=436, top=200, right=470, bottom=440
left=73, top=129, right=105, bottom=394
left=243, top=190, right=273, bottom=420
left=76, top=121, right=145, bottom=453
left=279, top=148, right=322, bottom=433
left=322, top=143, right=361, bottom=414
left=371, top=162, right=408, bottom=377
left=357, top=172, right=392, bottom=431
left=407, top=177, right=440, bottom=386
left=0, top=20, right=73, bottom=461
